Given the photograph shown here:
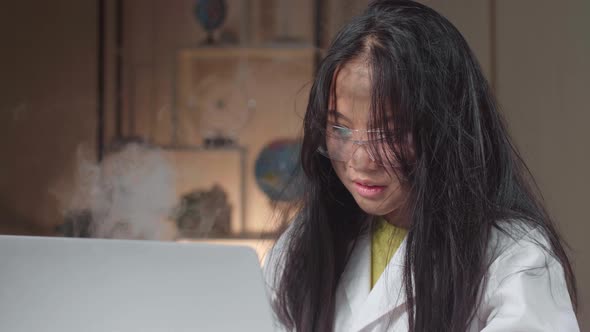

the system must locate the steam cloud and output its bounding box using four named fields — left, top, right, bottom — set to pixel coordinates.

left=52, top=142, right=177, bottom=240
